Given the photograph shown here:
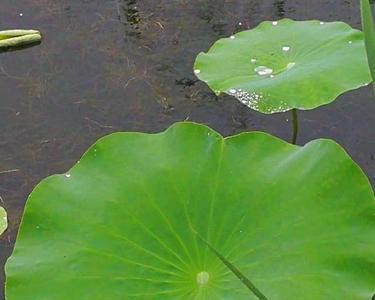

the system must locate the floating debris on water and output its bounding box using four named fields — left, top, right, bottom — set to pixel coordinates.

left=282, top=46, right=291, bottom=52
left=251, top=58, right=257, bottom=63
left=254, top=66, right=273, bottom=76
left=320, top=21, right=325, bottom=25
left=272, top=21, right=278, bottom=26
left=65, top=173, right=71, bottom=178
left=230, top=35, right=235, bottom=39
left=194, top=69, right=201, bottom=74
